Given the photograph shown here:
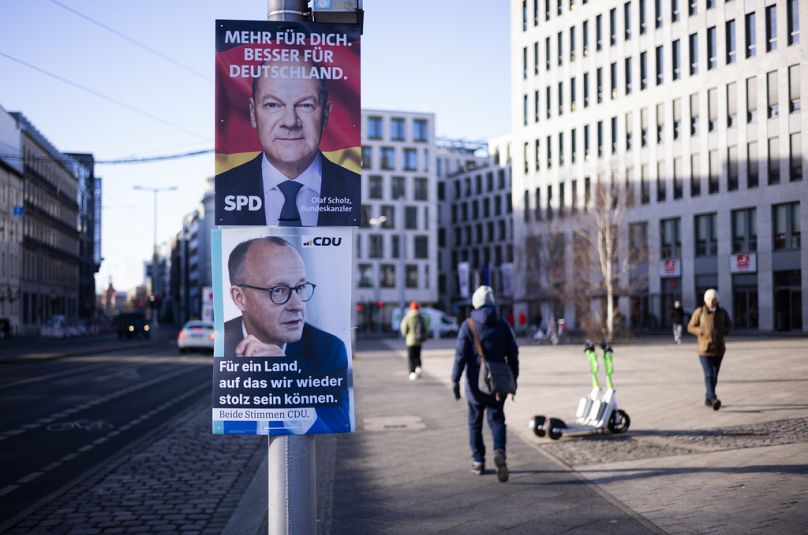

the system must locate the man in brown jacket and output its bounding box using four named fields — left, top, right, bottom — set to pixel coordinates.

left=687, top=289, right=733, bottom=410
